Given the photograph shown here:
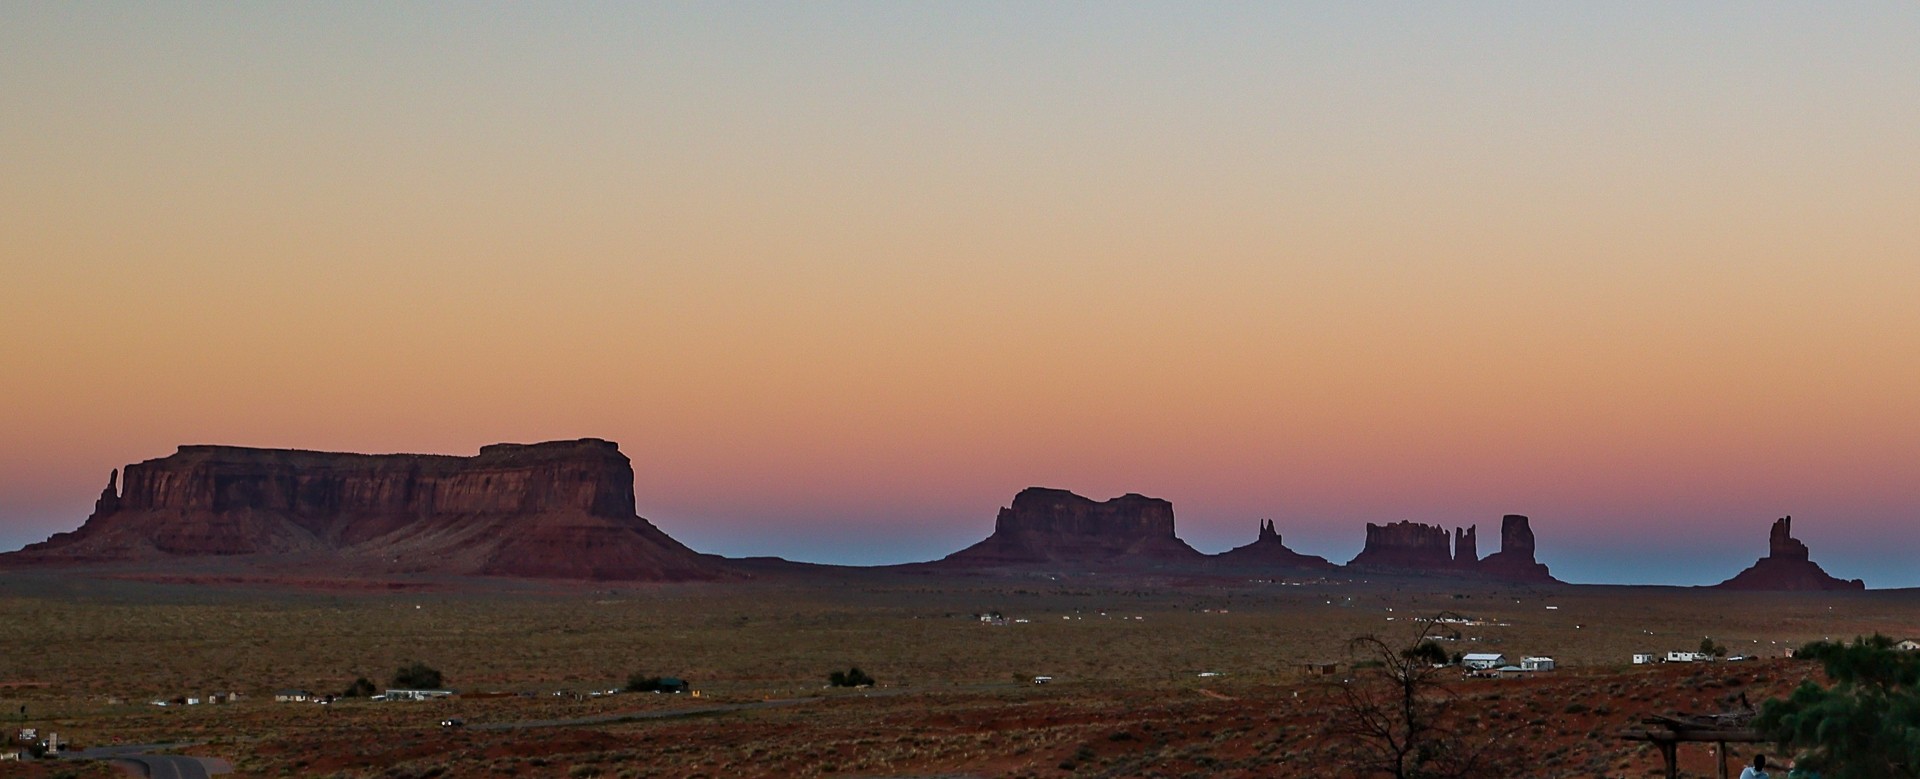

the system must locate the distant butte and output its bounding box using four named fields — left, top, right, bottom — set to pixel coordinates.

left=935, top=487, right=1204, bottom=567
left=1711, top=516, right=1864, bottom=591
left=3, top=439, right=730, bottom=581
left=1346, top=515, right=1558, bottom=583
left=1210, top=519, right=1336, bottom=571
